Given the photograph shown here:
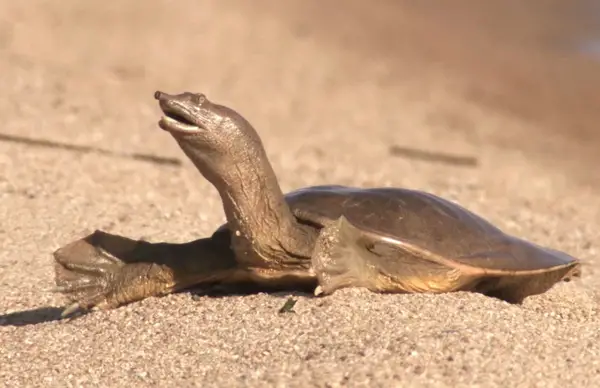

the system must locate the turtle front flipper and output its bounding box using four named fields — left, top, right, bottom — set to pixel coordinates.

left=310, top=216, right=379, bottom=295
left=311, top=216, right=470, bottom=296
left=53, top=230, right=238, bottom=317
